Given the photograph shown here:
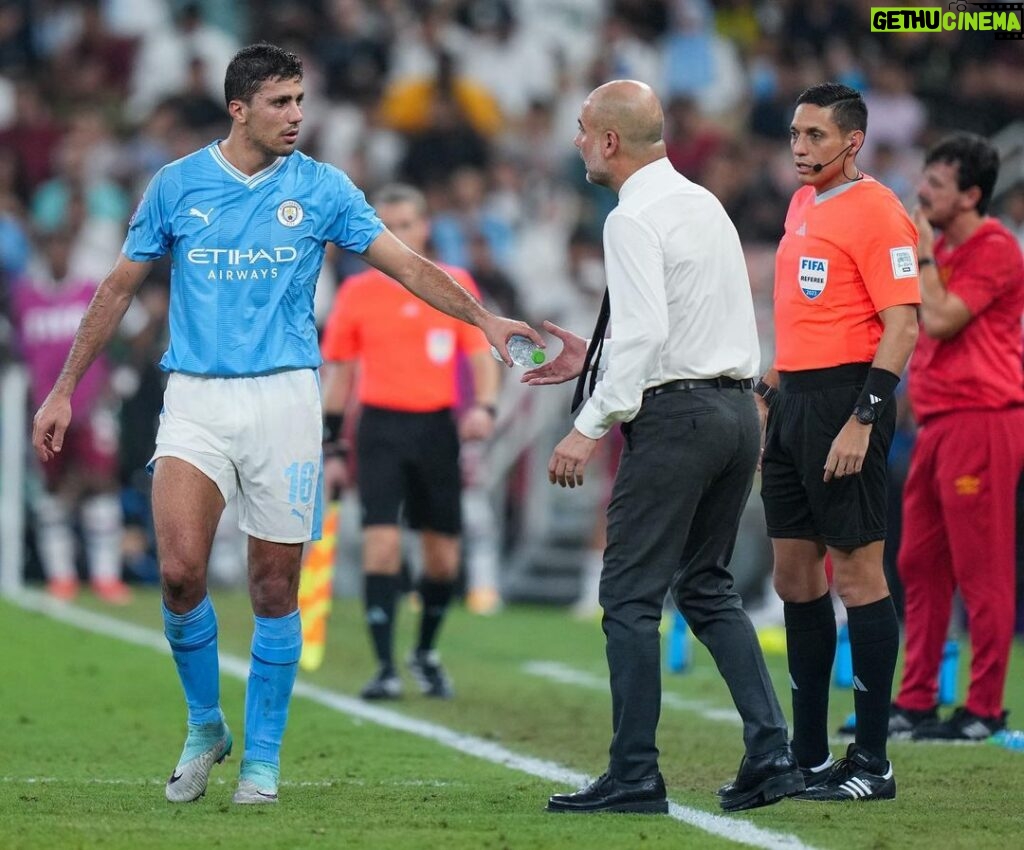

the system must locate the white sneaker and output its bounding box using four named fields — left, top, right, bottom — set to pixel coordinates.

left=165, top=720, right=233, bottom=803
left=232, top=760, right=279, bottom=805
